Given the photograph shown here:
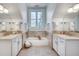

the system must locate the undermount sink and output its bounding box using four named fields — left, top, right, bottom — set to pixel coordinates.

left=57, top=32, right=74, bottom=36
